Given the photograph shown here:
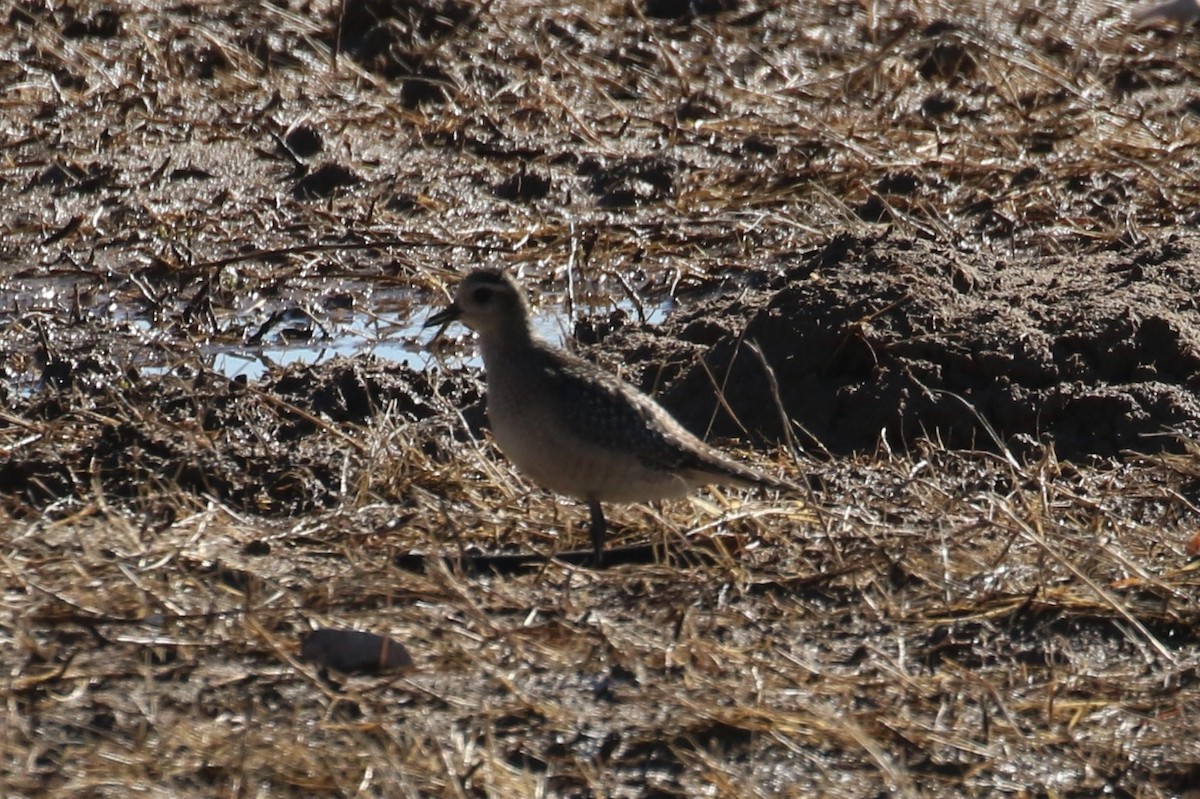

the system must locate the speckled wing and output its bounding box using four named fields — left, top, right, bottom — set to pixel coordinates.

left=534, top=346, right=795, bottom=490
left=534, top=346, right=708, bottom=472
